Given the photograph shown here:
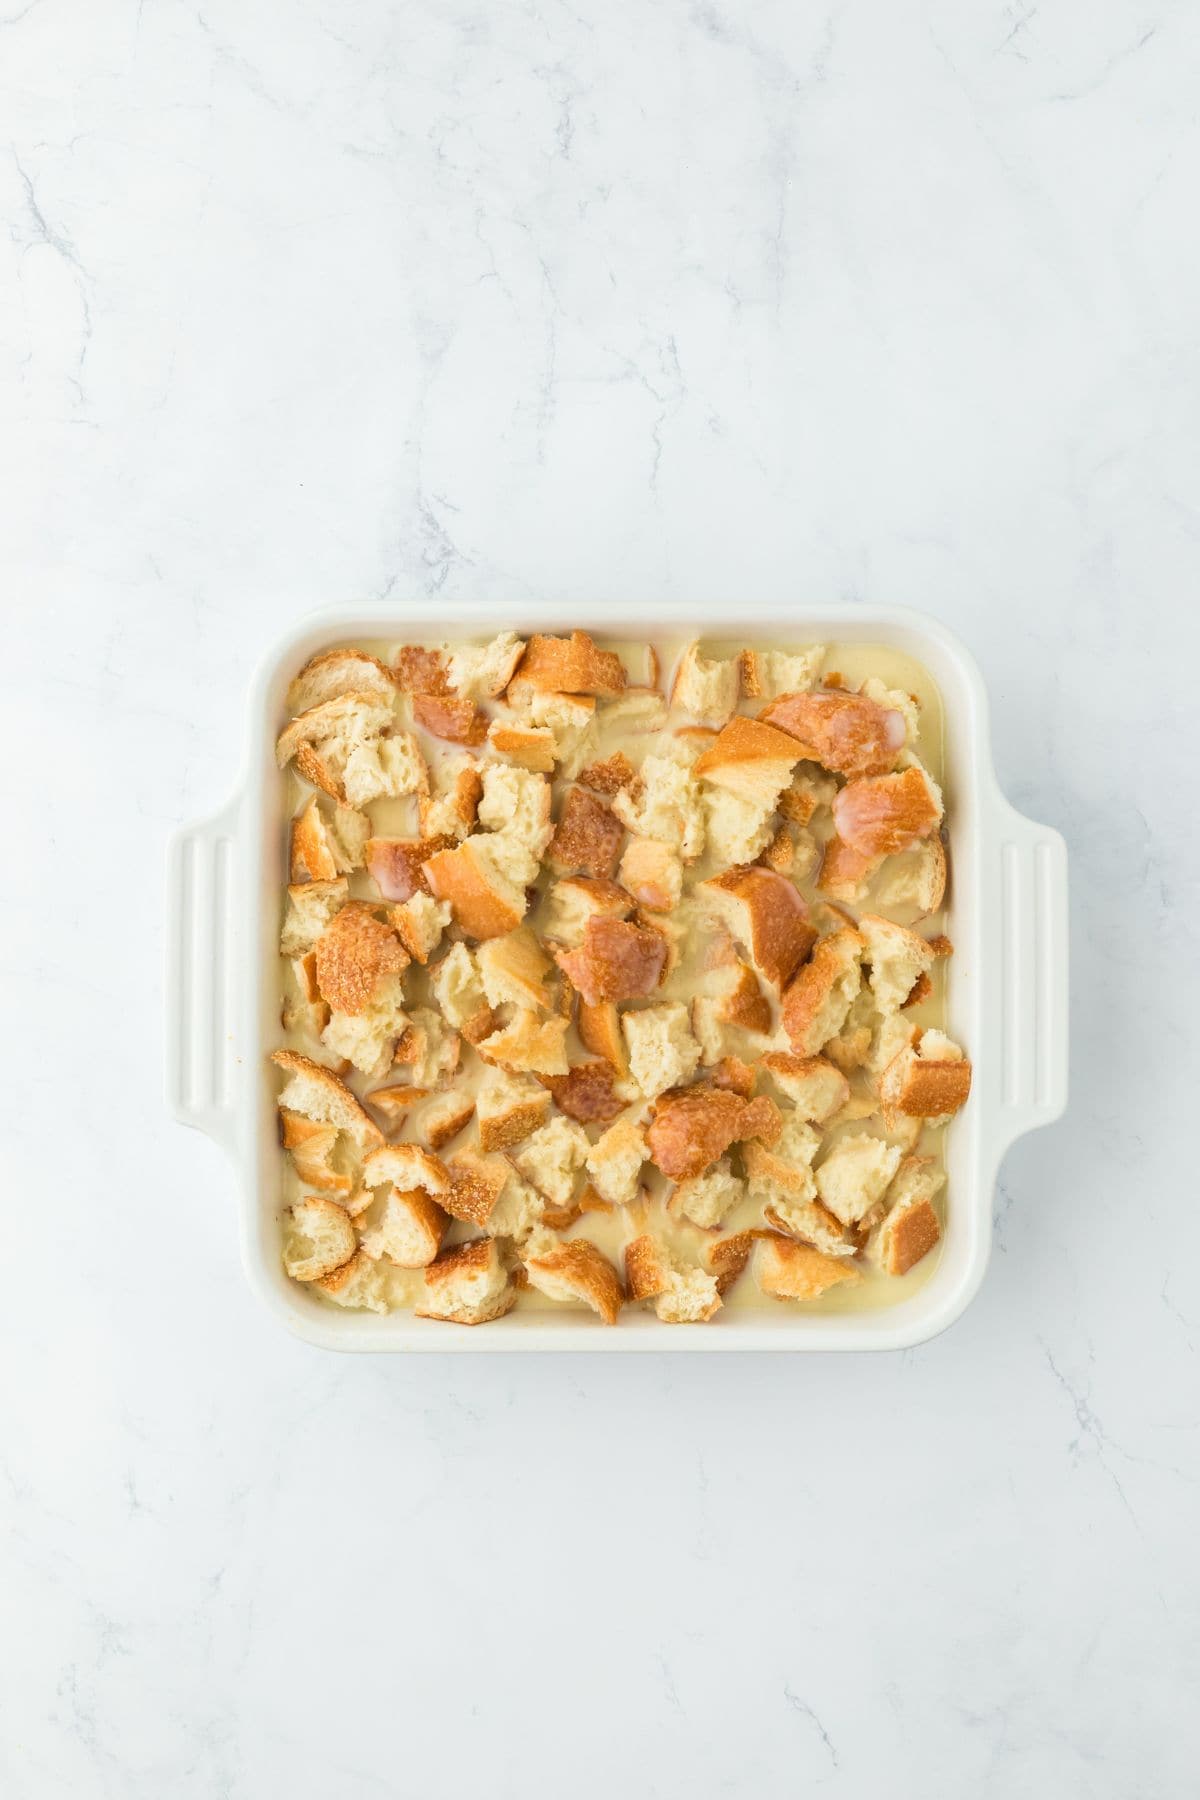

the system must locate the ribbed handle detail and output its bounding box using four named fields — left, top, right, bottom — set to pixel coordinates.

left=166, top=807, right=240, bottom=1148
left=997, top=816, right=1069, bottom=1135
